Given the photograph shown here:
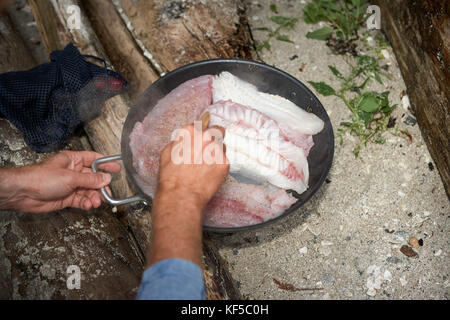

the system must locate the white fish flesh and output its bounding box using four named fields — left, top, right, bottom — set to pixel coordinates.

left=205, top=100, right=309, bottom=194
left=212, top=71, right=324, bottom=136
